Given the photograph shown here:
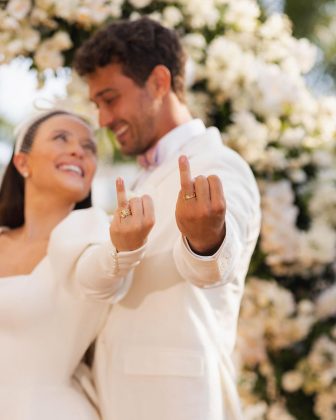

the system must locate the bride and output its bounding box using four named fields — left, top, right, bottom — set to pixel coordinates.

left=0, top=109, right=154, bottom=419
